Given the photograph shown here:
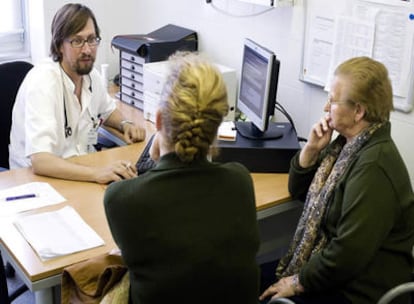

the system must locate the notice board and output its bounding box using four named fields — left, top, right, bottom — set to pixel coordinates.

left=301, top=0, right=414, bottom=112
